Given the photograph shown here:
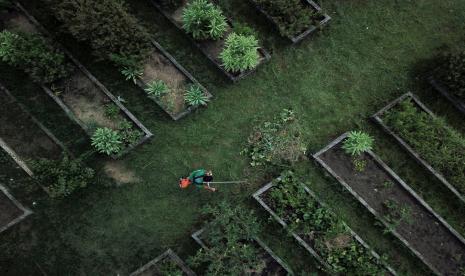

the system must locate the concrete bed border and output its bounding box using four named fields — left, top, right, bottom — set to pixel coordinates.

left=129, top=248, right=196, bottom=276
left=312, top=132, right=465, bottom=276
left=0, top=183, right=33, bottom=234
